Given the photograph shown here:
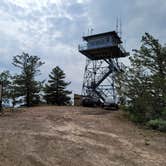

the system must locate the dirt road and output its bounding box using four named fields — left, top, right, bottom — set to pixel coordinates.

left=0, top=106, right=165, bottom=166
